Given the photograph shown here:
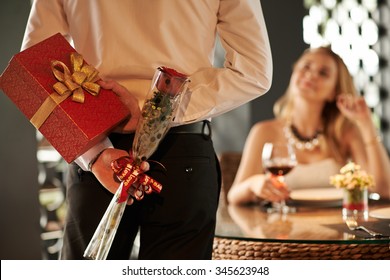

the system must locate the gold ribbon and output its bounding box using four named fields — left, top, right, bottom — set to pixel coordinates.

left=30, top=52, right=101, bottom=129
